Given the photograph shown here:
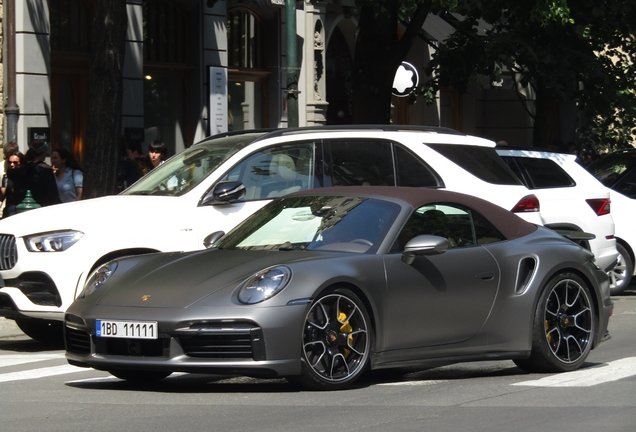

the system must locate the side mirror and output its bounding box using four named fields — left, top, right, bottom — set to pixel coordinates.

left=401, top=235, right=449, bottom=265
left=203, top=231, right=225, bottom=249
left=200, top=181, right=246, bottom=206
